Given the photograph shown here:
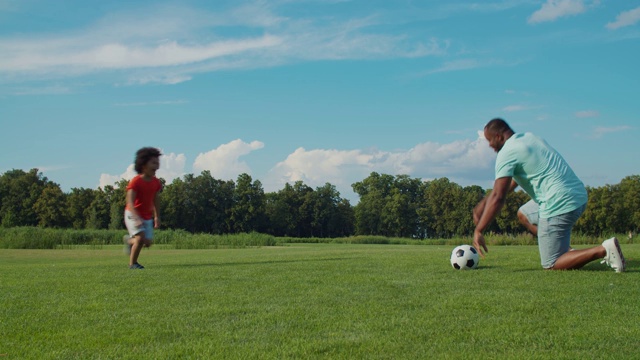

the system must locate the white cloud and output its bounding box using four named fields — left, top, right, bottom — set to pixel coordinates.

left=113, top=100, right=188, bottom=107
left=575, top=110, right=599, bottom=118
left=606, top=7, right=640, bottom=30
left=426, top=59, right=483, bottom=74
left=503, top=105, right=527, bottom=112
left=193, top=139, right=265, bottom=180
left=528, top=0, right=586, bottom=24
left=0, top=35, right=282, bottom=73
left=158, top=152, right=188, bottom=183
left=99, top=164, right=136, bottom=189
left=98, top=151, right=186, bottom=188
left=589, top=125, right=632, bottom=139
left=96, top=135, right=497, bottom=200
left=421, top=57, right=525, bottom=76
left=126, top=74, right=193, bottom=86
left=10, top=85, right=72, bottom=96
left=0, top=3, right=447, bottom=85
left=264, top=131, right=495, bottom=198
left=502, top=104, right=541, bottom=112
